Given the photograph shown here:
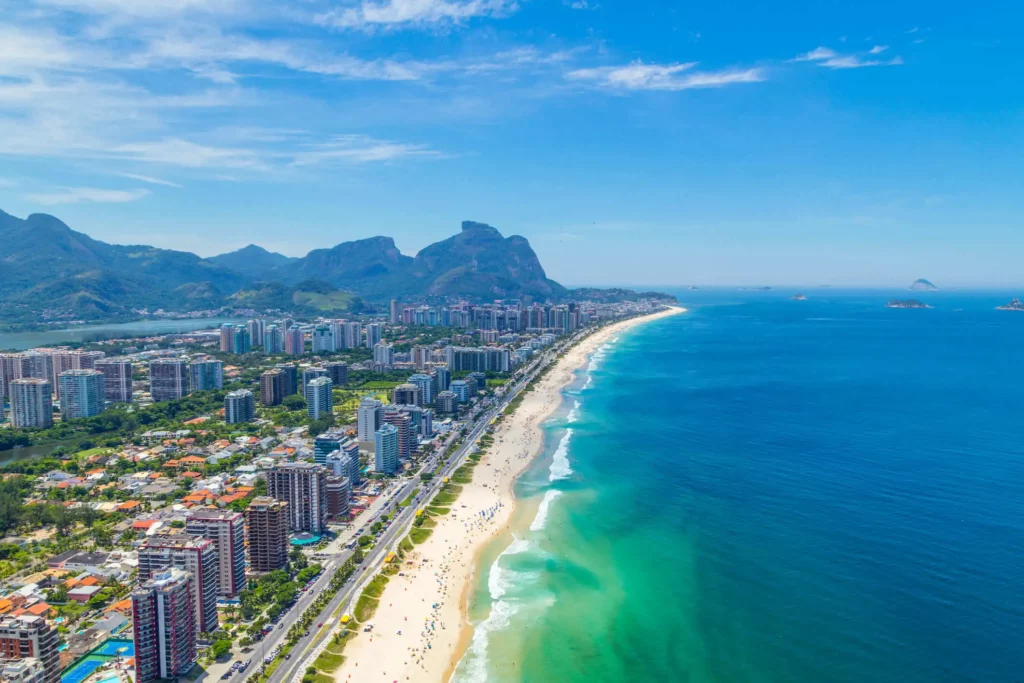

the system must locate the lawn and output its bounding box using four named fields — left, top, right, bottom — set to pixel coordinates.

left=410, top=527, right=433, bottom=544
left=359, top=381, right=401, bottom=390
